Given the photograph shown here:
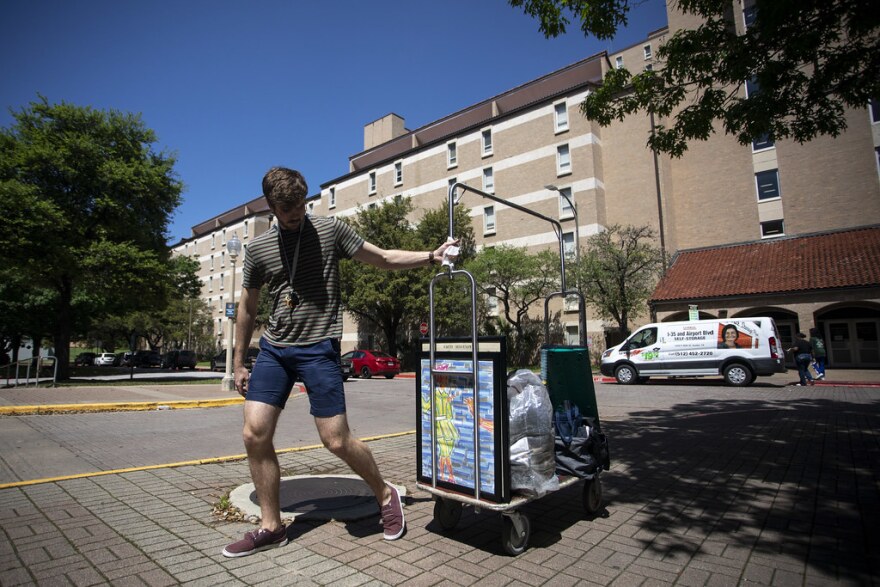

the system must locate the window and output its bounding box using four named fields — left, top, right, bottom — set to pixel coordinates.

left=482, top=167, right=494, bottom=193
left=755, top=169, right=781, bottom=200
left=208, top=276, right=213, bottom=292
left=643, top=44, right=652, bottom=60
left=218, top=319, right=222, bottom=336
left=743, top=4, right=757, bottom=28
left=210, top=254, right=214, bottom=271
left=558, top=187, right=574, bottom=218
left=645, top=63, right=654, bottom=72
left=307, top=201, right=315, bottom=214
left=484, top=205, right=496, bottom=234
left=329, top=187, right=336, bottom=209
left=243, top=220, right=249, bottom=237
left=220, top=273, right=224, bottom=289
left=615, top=56, right=624, bottom=69
left=746, top=77, right=760, bottom=98
left=752, top=133, right=775, bottom=151
left=448, top=177, right=458, bottom=201
left=554, top=102, right=569, bottom=132
left=221, top=251, right=226, bottom=267
left=447, top=141, right=457, bottom=167
left=562, top=231, right=576, bottom=260
left=222, top=228, right=226, bottom=245
left=368, top=202, right=377, bottom=210
left=481, top=129, right=493, bottom=156
left=211, top=233, right=216, bottom=249
left=557, top=144, right=571, bottom=175
left=368, top=171, right=376, bottom=194
left=564, top=295, right=579, bottom=312
left=487, top=287, right=498, bottom=316
left=870, top=98, right=880, bottom=123
left=760, top=219, right=785, bottom=238
left=394, top=161, right=403, bottom=186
